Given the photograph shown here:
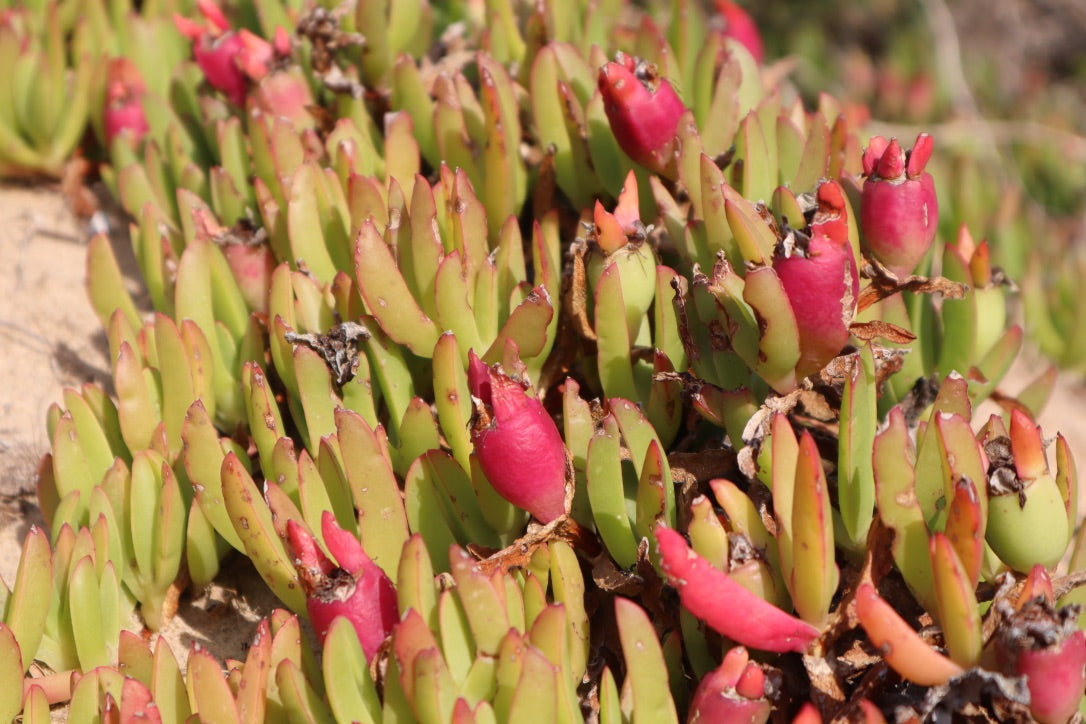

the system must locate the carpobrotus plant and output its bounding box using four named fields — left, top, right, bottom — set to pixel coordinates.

left=1, top=0, right=1084, bottom=721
